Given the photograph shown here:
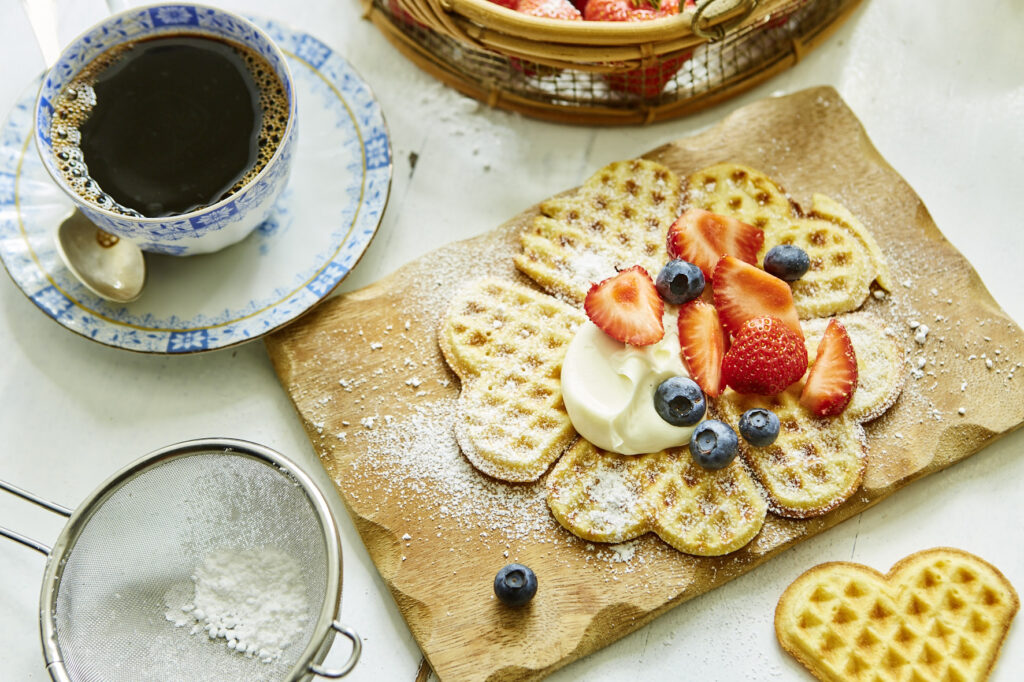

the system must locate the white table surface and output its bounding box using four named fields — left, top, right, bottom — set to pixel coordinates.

left=1, top=1, right=1022, bottom=680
